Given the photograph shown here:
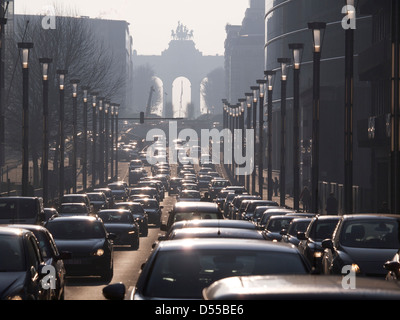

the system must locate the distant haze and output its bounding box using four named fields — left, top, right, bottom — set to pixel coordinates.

left=15, top=0, right=250, bottom=55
